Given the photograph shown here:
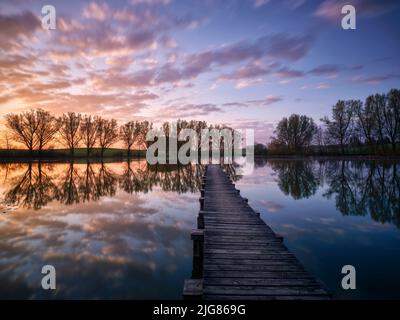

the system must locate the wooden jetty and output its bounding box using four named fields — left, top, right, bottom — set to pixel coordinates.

left=183, top=164, right=330, bottom=300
